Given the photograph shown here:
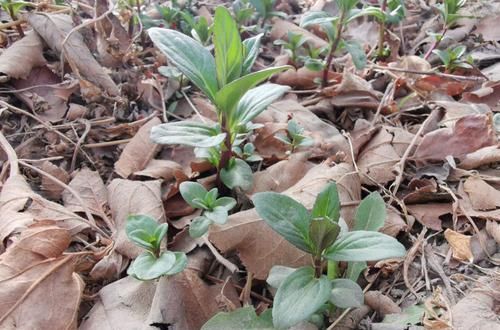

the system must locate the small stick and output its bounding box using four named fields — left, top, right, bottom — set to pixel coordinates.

left=202, top=236, right=239, bottom=273
left=371, top=64, right=487, bottom=82
left=83, top=138, right=132, bottom=148
left=0, top=131, right=19, bottom=177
